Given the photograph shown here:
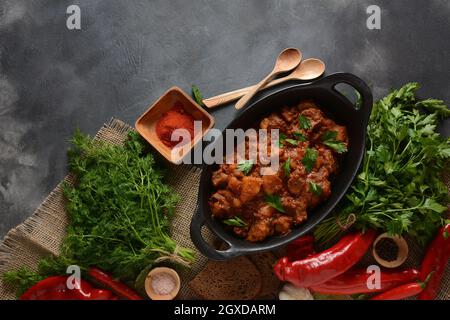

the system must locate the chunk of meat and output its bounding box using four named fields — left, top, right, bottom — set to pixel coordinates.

left=255, top=204, right=276, bottom=219
left=212, top=170, right=229, bottom=188
left=281, top=194, right=307, bottom=215
left=281, top=194, right=308, bottom=224
left=281, top=146, right=305, bottom=162
left=316, top=145, right=338, bottom=174
left=306, top=168, right=332, bottom=207
left=240, top=176, right=262, bottom=203
left=233, top=227, right=248, bottom=238
left=300, top=108, right=324, bottom=130
left=293, top=210, right=308, bottom=225
left=281, top=106, right=300, bottom=123
left=314, top=119, right=349, bottom=147
left=231, top=197, right=242, bottom=208
left=262, top=175, right=283, bottom=195
left=227, top=176, right=241, bottom=195
left=260, top=114, right=288, bottom=132
left=209, top=191, right=233, bottom=218
left=229, top=163, right=245, bottom=176
left=273, top=215, right=293, bottom=235
left=332, top=125, right=348, bottom=143
left=287, top=167, right=307, bottom=195
left=212, top=163, right=246, bottom=188
left=247, top=219, right=273, bottom=242
left=298, top=100, right=318, bottom=111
